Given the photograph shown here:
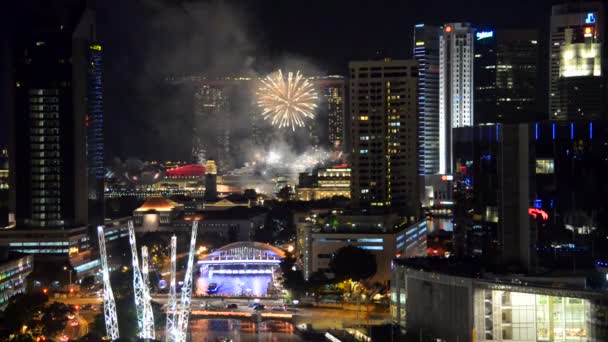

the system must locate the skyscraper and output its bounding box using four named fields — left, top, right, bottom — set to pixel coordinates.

left=0, top=3, right=107, bottom=270
left=475, top=29, right=539, bottom=124
left=349, top=59, right=420, bottom=220
left=10, top=4, right=100, bottom=230
left=549, top=2, right=605, bottom=120
left=192, top=84, right=231, bottom=168
left=87, top=42, right=105, bottom=227
left=414, top=24, right=441, bottom=175
left=439, top=23, right=475, bottom=174
left=309, top=76, right=346, bottom=150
